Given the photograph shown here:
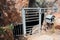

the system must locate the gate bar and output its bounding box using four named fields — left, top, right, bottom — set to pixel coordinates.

left=39, top=8, right=41, bottom=33
left=22, top=9, right=26, bottom=36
